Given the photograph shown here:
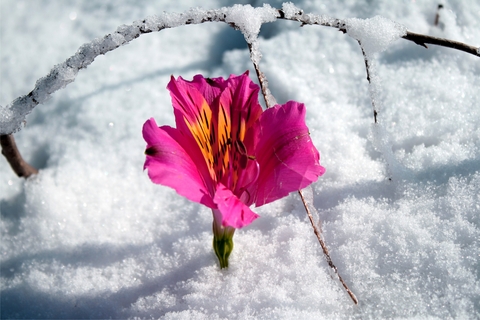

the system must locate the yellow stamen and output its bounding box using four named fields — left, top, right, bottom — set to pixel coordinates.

left=183, top=100, right=249, bottom=189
